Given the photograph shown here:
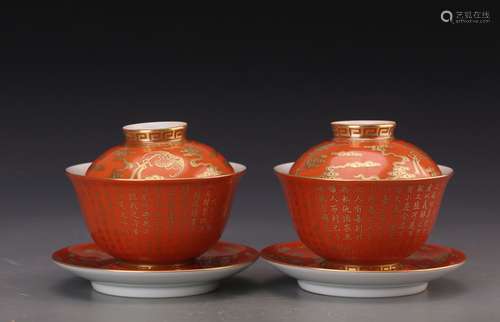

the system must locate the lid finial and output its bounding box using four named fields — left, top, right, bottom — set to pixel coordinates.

left=123, top=121, right=187, bottom=145
left=331, top=120, right=396, bottom=139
